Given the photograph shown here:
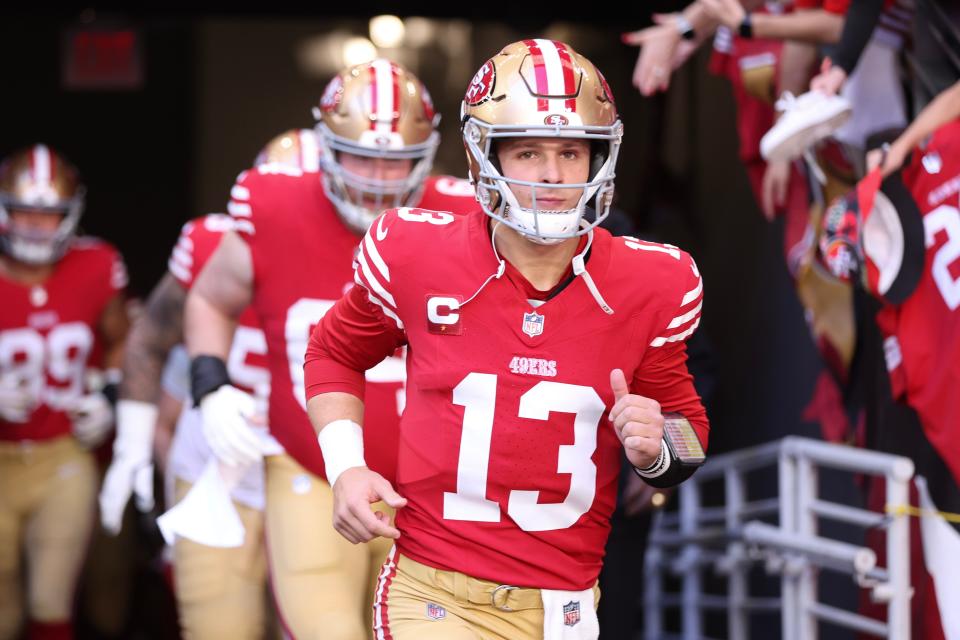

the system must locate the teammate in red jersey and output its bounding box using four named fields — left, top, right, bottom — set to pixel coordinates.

left=876, top=118, right=960, bottom=487
left=184, top=61, right=477, bottom=639
left=0, top=144, right=129, bottom=640
left=305, top=40, right=709, bottom=640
